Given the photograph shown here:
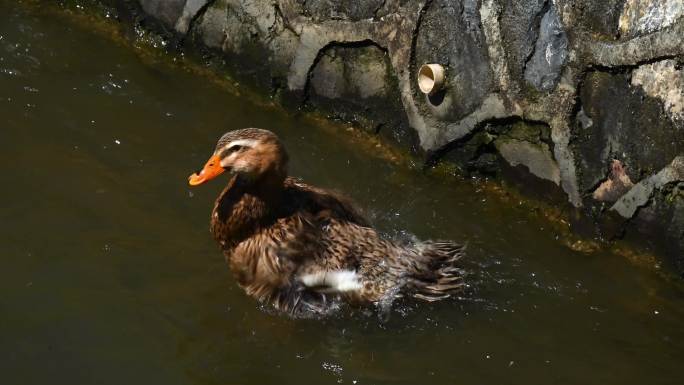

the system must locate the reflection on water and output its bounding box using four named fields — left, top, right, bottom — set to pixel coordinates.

left=1, top=3, right=683, bottom=385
